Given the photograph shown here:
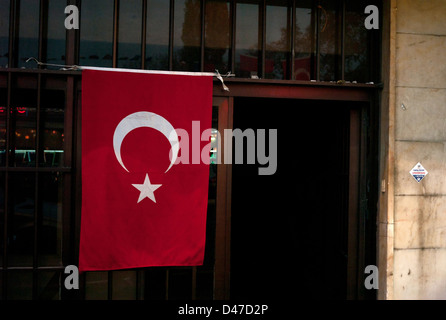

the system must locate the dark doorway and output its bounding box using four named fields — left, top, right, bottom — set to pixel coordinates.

left=230, top=97, right=366, bottom=300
